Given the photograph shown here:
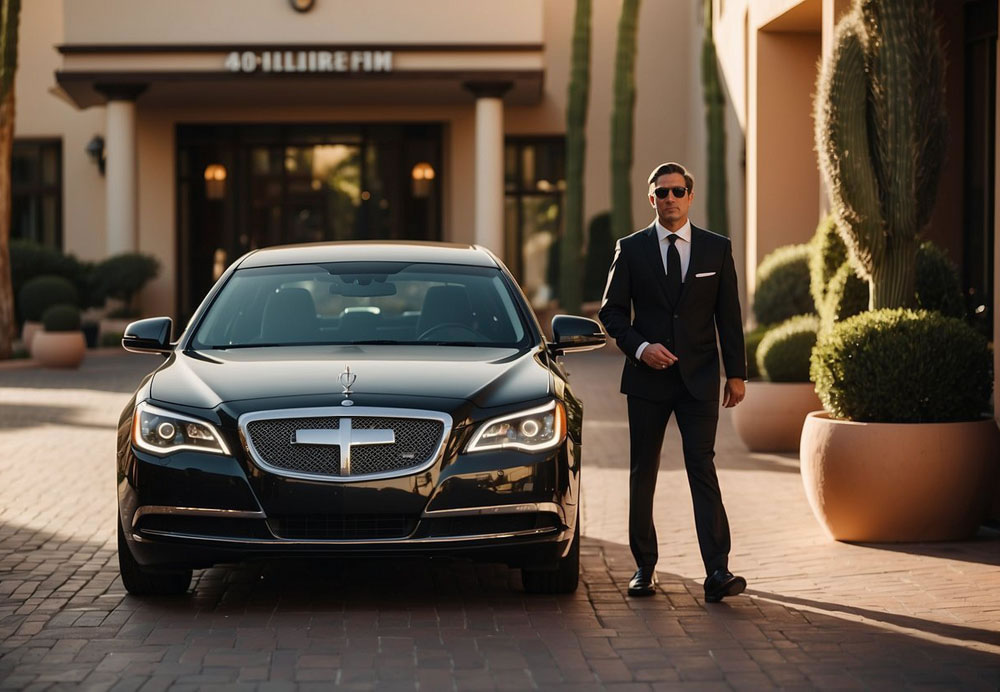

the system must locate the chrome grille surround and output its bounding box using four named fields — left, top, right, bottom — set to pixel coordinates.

left=239, top=406, right=452, bottom=483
